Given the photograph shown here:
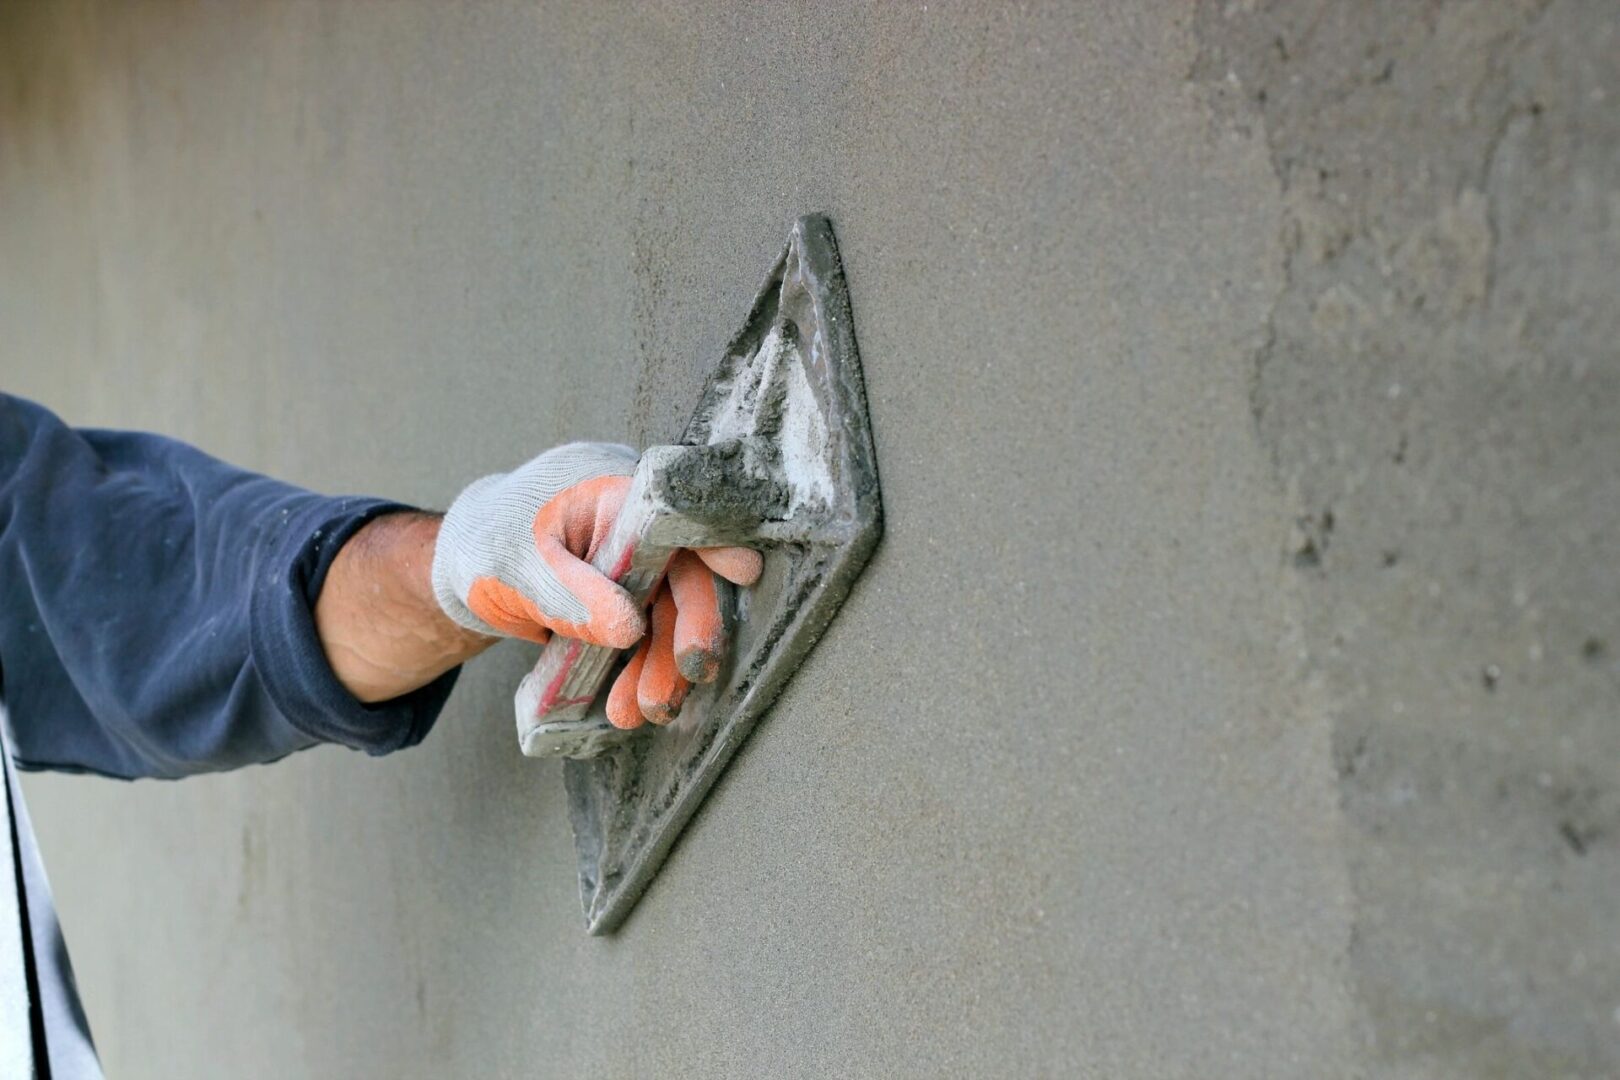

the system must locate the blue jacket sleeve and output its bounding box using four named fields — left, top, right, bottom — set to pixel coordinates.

left=0, top=393, right=458, bottom=779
